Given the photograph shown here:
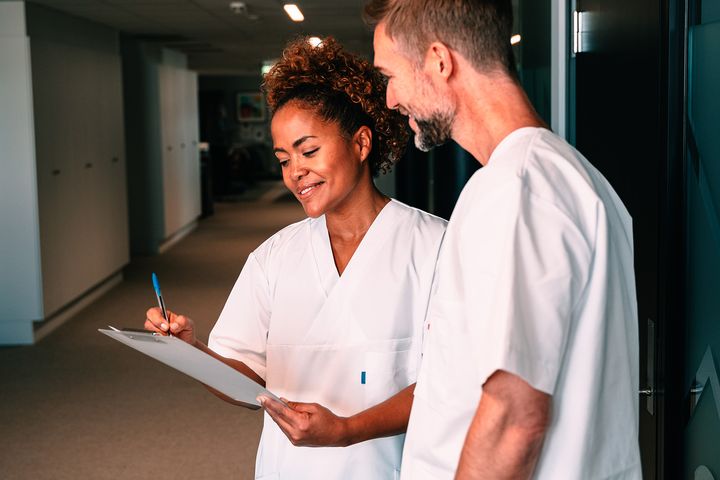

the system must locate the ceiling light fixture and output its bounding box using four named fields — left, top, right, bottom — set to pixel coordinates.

left=308, top=36, right=322, bottom=47
left=261, top=59, right=278, bottom=76
left=229, top=1, right=259, bottom=20
left=510, top=34, right=521, bottom=45
left=229, top=1, right=247, bottom=15
left=283, top=4, right=304, bottom=22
